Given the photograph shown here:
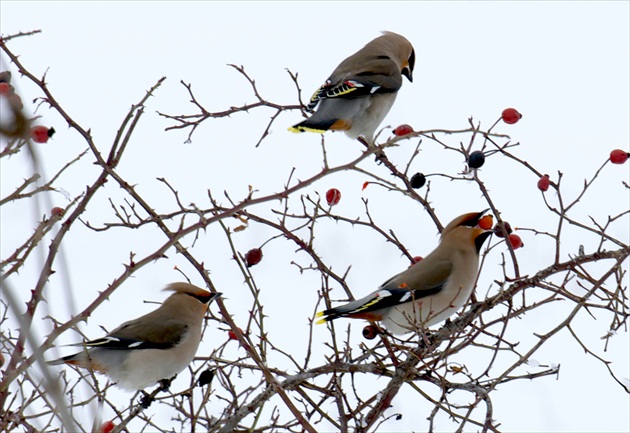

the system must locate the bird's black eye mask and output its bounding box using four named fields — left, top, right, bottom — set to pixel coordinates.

left=408, top=49, right=416, bottom=72
left=186, top=292, right=220, bottom=304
